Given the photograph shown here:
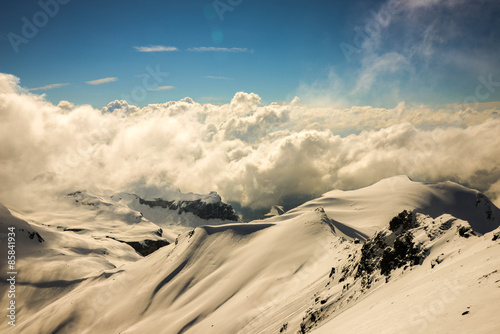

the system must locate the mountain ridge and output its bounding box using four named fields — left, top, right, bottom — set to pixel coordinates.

left=1, top=176, right=499, bottom=333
